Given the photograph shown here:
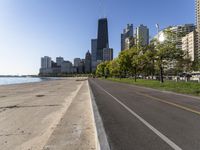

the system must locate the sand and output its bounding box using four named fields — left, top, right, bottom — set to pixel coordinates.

left=0, top=78, right=96, bottom=150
